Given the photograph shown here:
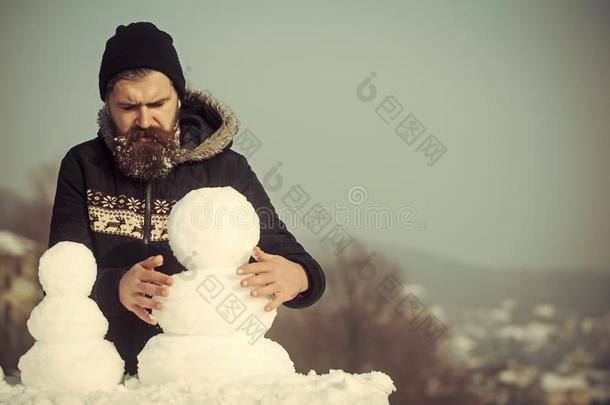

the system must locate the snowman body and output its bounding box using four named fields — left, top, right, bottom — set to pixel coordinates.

left=137, top=186, right=295, bottom=384
left=18, top=242, right=124, bottom=392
